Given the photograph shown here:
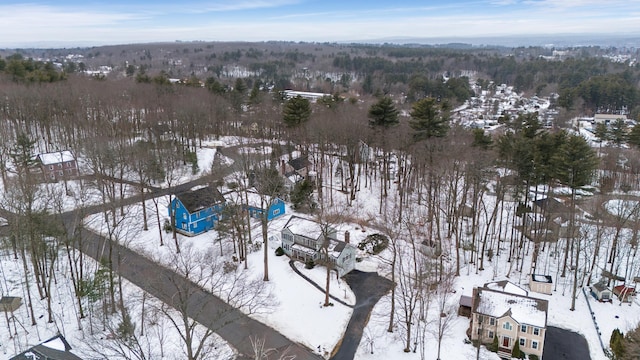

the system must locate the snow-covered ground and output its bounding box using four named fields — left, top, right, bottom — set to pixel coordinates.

left=2, top=136, right=640, bottom=360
